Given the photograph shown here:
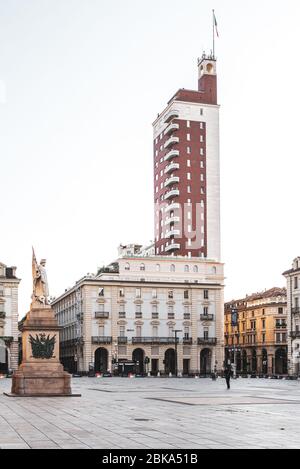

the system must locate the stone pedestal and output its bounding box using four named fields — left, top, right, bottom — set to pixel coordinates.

left=8, top=305, right=80, bottom=397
